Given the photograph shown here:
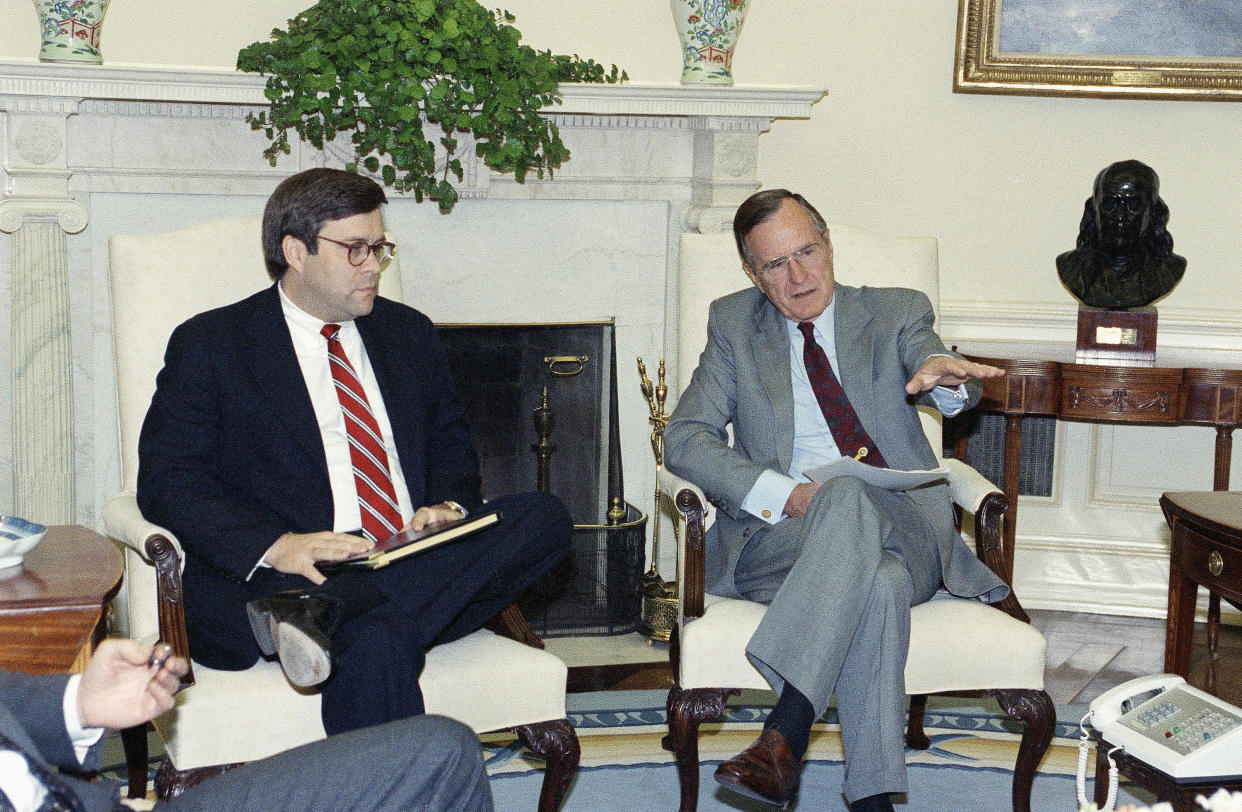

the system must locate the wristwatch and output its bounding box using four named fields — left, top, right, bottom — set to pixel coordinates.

left=439, top=500, right=466, bottom=518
